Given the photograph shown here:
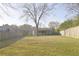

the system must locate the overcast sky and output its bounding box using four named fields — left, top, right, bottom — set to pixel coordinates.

left=0, top=3, right=77, bottom=27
